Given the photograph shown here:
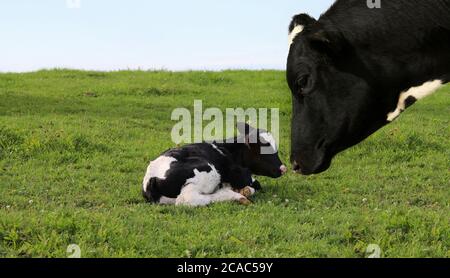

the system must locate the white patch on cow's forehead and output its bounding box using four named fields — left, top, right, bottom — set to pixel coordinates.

left=387, top=80, right=443, bottom=122
left=210, top=143, right=225, bottom=156
left=142, top=156, right=177, bottom=192
left=260, top=132, right=278, bottom=152
left=289, top=25, right=304, bottom=46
